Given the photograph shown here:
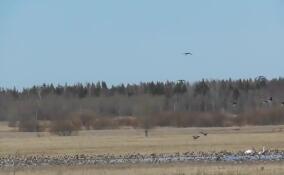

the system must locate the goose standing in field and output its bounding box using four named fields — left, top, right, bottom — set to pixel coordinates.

left=258, top=146, right=267, bottom=155
left=244, top=148, right=256, bottom=155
